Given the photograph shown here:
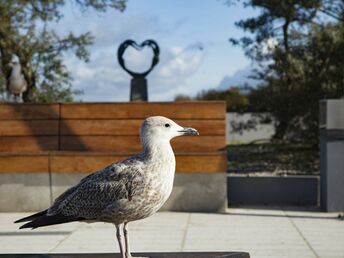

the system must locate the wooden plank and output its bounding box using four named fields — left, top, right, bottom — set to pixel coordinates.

left=60, top=119, right=225, bottom=136
left=0, top=152, right=226, bottom=173
left=172, top=136, right=226, bottom=152
left=50, top=153, right=127, bottom=173
left=0, top=154, right=49, bottom=173
left=60, top=102, right=226, bottom=119
left=60, top=136, right=141, bottom=152
left=0, top=136, right=59, bottom=152
left=0, top=120, right=59, bottom=136
left=176, top=154, right=227, bottom=173
left=0, top=104, right=59, bottom=120
left=59, top=136, right=226, bottom=152
left=50, top=152, right=226, bottom=173
left=60, top=119, right=141, bottom=136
